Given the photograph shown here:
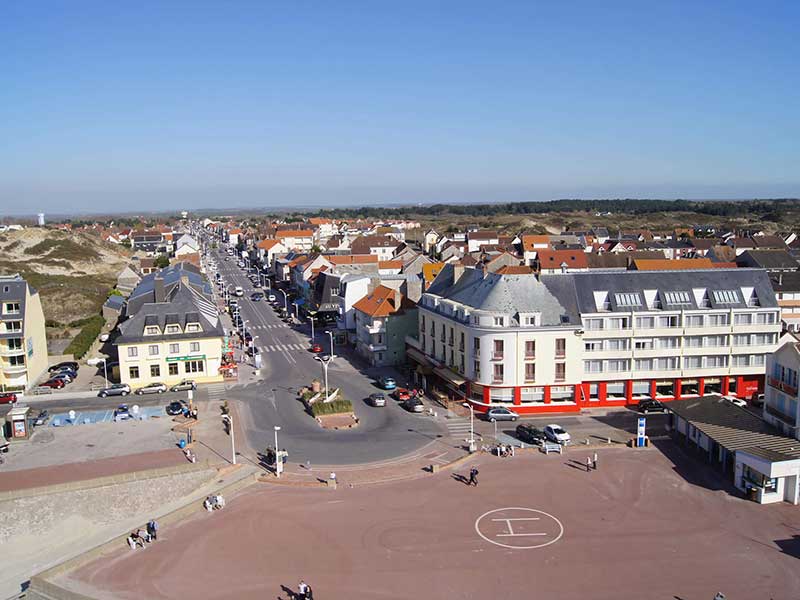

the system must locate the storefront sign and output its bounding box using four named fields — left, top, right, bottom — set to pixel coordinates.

left=166, top=355, right=206, bottom=362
